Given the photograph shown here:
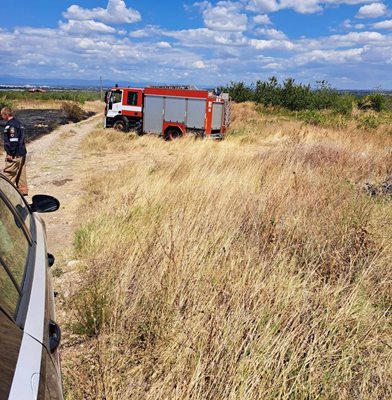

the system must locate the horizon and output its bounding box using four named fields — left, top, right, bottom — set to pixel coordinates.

left=0, top=78, right=391, bottom=93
